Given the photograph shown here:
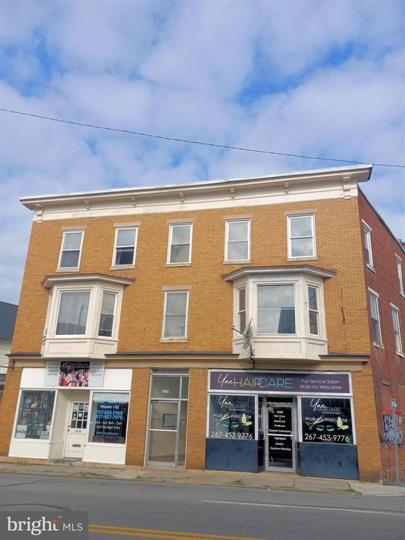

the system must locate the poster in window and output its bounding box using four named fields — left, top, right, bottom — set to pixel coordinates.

left=15, top=391, right=55, bottom=440
left=91, top=398, right=129, bottom=444
left=59, top=362, right=89, bottom=387
left=301, top=397, right=353, bottom=444
left=209, top=394, right=255, bottom=440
